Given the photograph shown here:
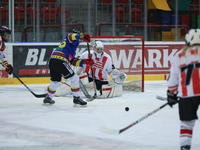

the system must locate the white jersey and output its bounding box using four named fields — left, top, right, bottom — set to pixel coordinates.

left=80, top=50, right=113, bottom=81
left=167, top=46, right=200, bottom=98
left=0, top=36, right=8, bottom=67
